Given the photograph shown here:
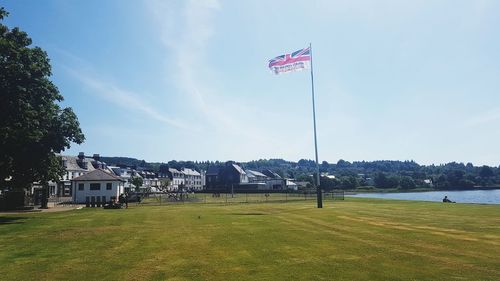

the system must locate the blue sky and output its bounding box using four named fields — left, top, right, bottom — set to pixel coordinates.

left=3, top=0, right=500, bottom=166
